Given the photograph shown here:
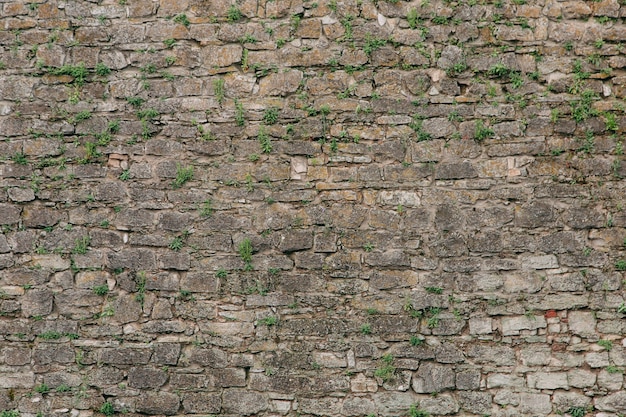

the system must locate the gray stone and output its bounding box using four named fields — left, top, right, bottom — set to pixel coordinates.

left=222, top=389, right=267, bottom=415
left=487, top=373, right=525, bottom=389
left=553, top=392, right=591, bottom=413
left=412, top=362, right=455, bottom=393
left=21, top=289, right=53, bottom=317
left=501, top=315, right=547, bottom=335
left=458, top=391, right=492, bottom=414
left=595, top=391, right=626, bottom=412
left=107, top=249, right=157, bottom=270
left=519, top=393, right=552, bottom=414
left=136, top=392, right=180, bottom=415
left=342, top=397, right=377, bottom=416
left=437, top=45, right=464, bottom=70
left=33, top=344, right=75, bottom=365
left=568, top=368, right=597, bottom=388
left=7, top=187, right=35, bottom=202
left=152, top=343, right=181, bottom=365
left=100, top=348, right=152, bottom=365
left=420, top=394, right=460, bottom=415
left=278, top=230, right=313, bottom=252
left=586, top=351, right=610, bottom=367
left=128, top=366, right=168, bottom=389
left=0, top=372, right=35, bottom=388
left=597, top=369, right=623, bottom=391
left=527, top=372, right=569, bottom=390
left=435, top=161, right=478, bottom=180
left=182, top=392, right=221, bottom=413
left=456, top=369, right=481, bottom=390
left=568, top=311, right=596, bottom=336
left=468, top=345, right=515, bottom=366
left=515, top=201, right=557, bottom=228
left=4, top=346, right=31, bottom=366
